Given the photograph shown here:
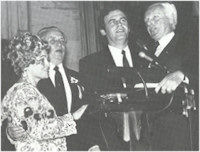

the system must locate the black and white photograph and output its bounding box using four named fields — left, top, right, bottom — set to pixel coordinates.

left=1, top=1, right=199, bottom=151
